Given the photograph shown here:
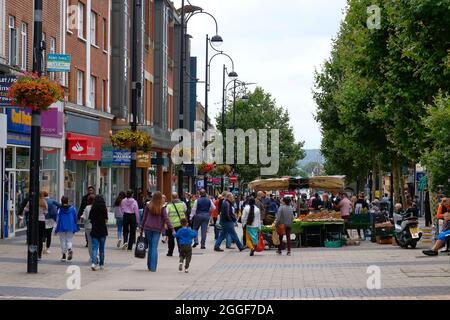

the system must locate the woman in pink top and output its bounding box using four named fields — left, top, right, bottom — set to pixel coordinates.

left=338, top=193, right=352, bottom=238
left=120, top=190, right=140, bottom=250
